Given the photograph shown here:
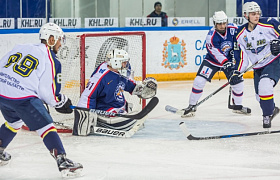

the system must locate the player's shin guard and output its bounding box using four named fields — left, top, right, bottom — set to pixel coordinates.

left=189, top=76, right=206, bottom=106
left=42, top=130, right=65, bottom=155
left=0, top=122, right=20, bottom=148
left=231, top=83, right=251, bottom=114
left=0, top=122, right=20, bottom=165
left=260, top=97, right=274, bottom=116
left=259, top=77, right=275, bottom=116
